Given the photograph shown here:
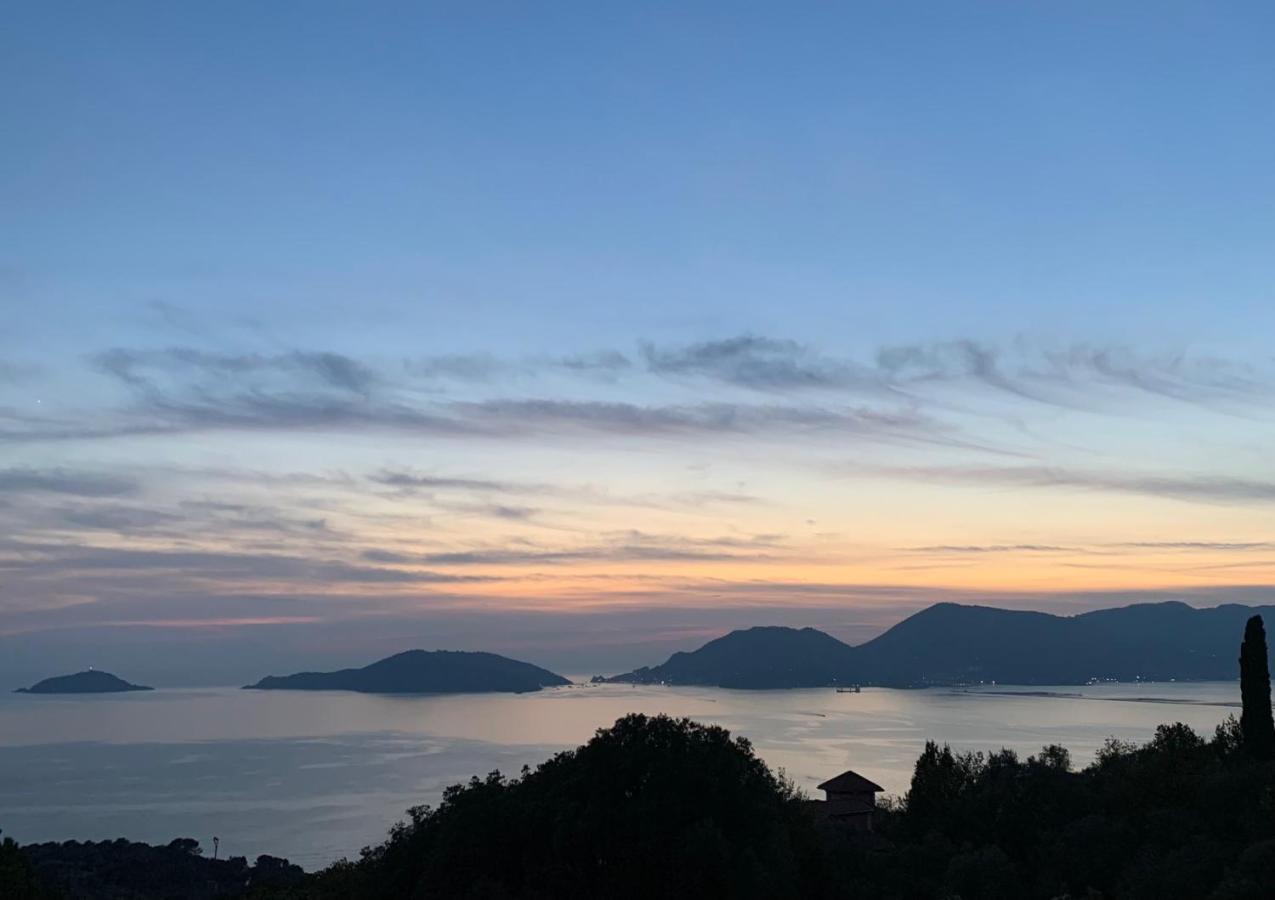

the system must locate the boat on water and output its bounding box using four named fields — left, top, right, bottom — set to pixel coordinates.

left=835, top=686, right=862, bottom=693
